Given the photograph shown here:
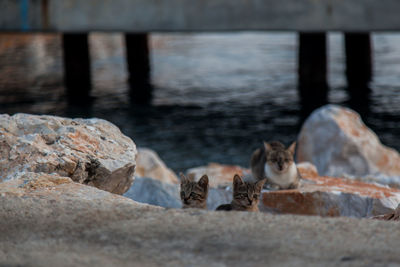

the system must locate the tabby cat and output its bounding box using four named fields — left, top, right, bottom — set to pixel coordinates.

left=216, top=174, right=266, bottom=212
left=180, top=173, right=209, bottom=209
